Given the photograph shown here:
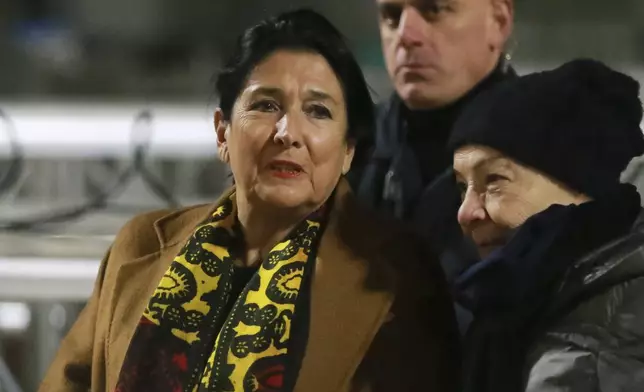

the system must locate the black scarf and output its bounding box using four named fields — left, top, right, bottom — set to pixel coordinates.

left=455, top=184, right=641, bottom=392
